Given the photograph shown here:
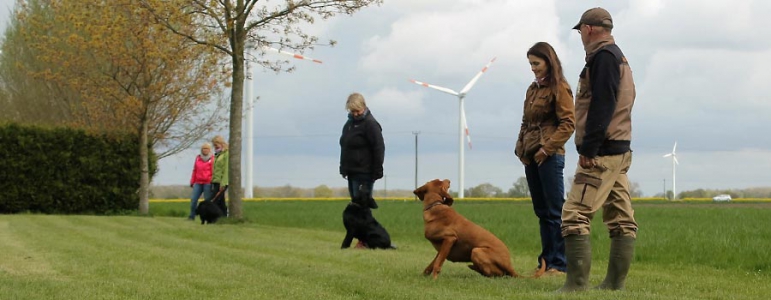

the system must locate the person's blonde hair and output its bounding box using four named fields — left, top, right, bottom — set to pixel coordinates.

left=345, top=93, right=367, bottom=112
left=211, top=135, right=228, bottom=151
left=201, top=142, right=212, bottom=150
